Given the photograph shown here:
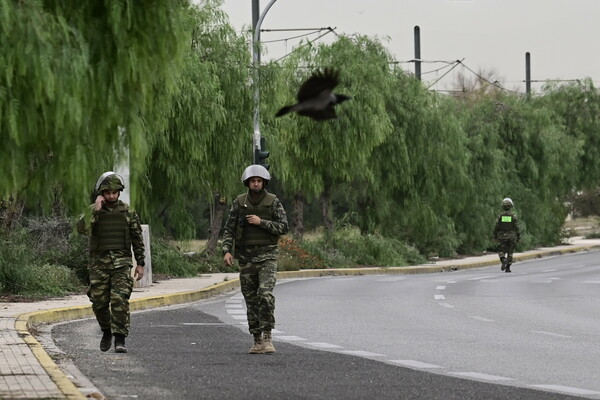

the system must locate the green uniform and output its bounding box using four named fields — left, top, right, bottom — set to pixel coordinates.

left=493, top=210, right=520, bottom=266
left=222, top=189, right=288, bottom=335
left=78, top=200, right=145, bottom=336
